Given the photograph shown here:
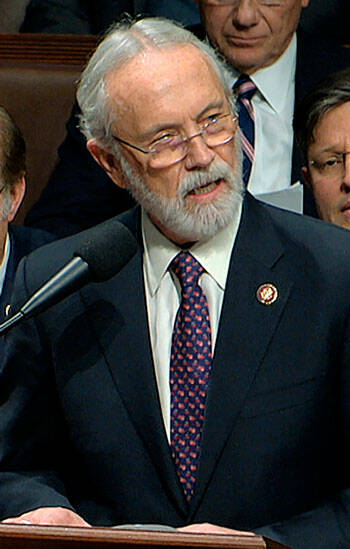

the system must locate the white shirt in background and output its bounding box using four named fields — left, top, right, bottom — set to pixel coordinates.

left=232, top=34, right=303, bottom=212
